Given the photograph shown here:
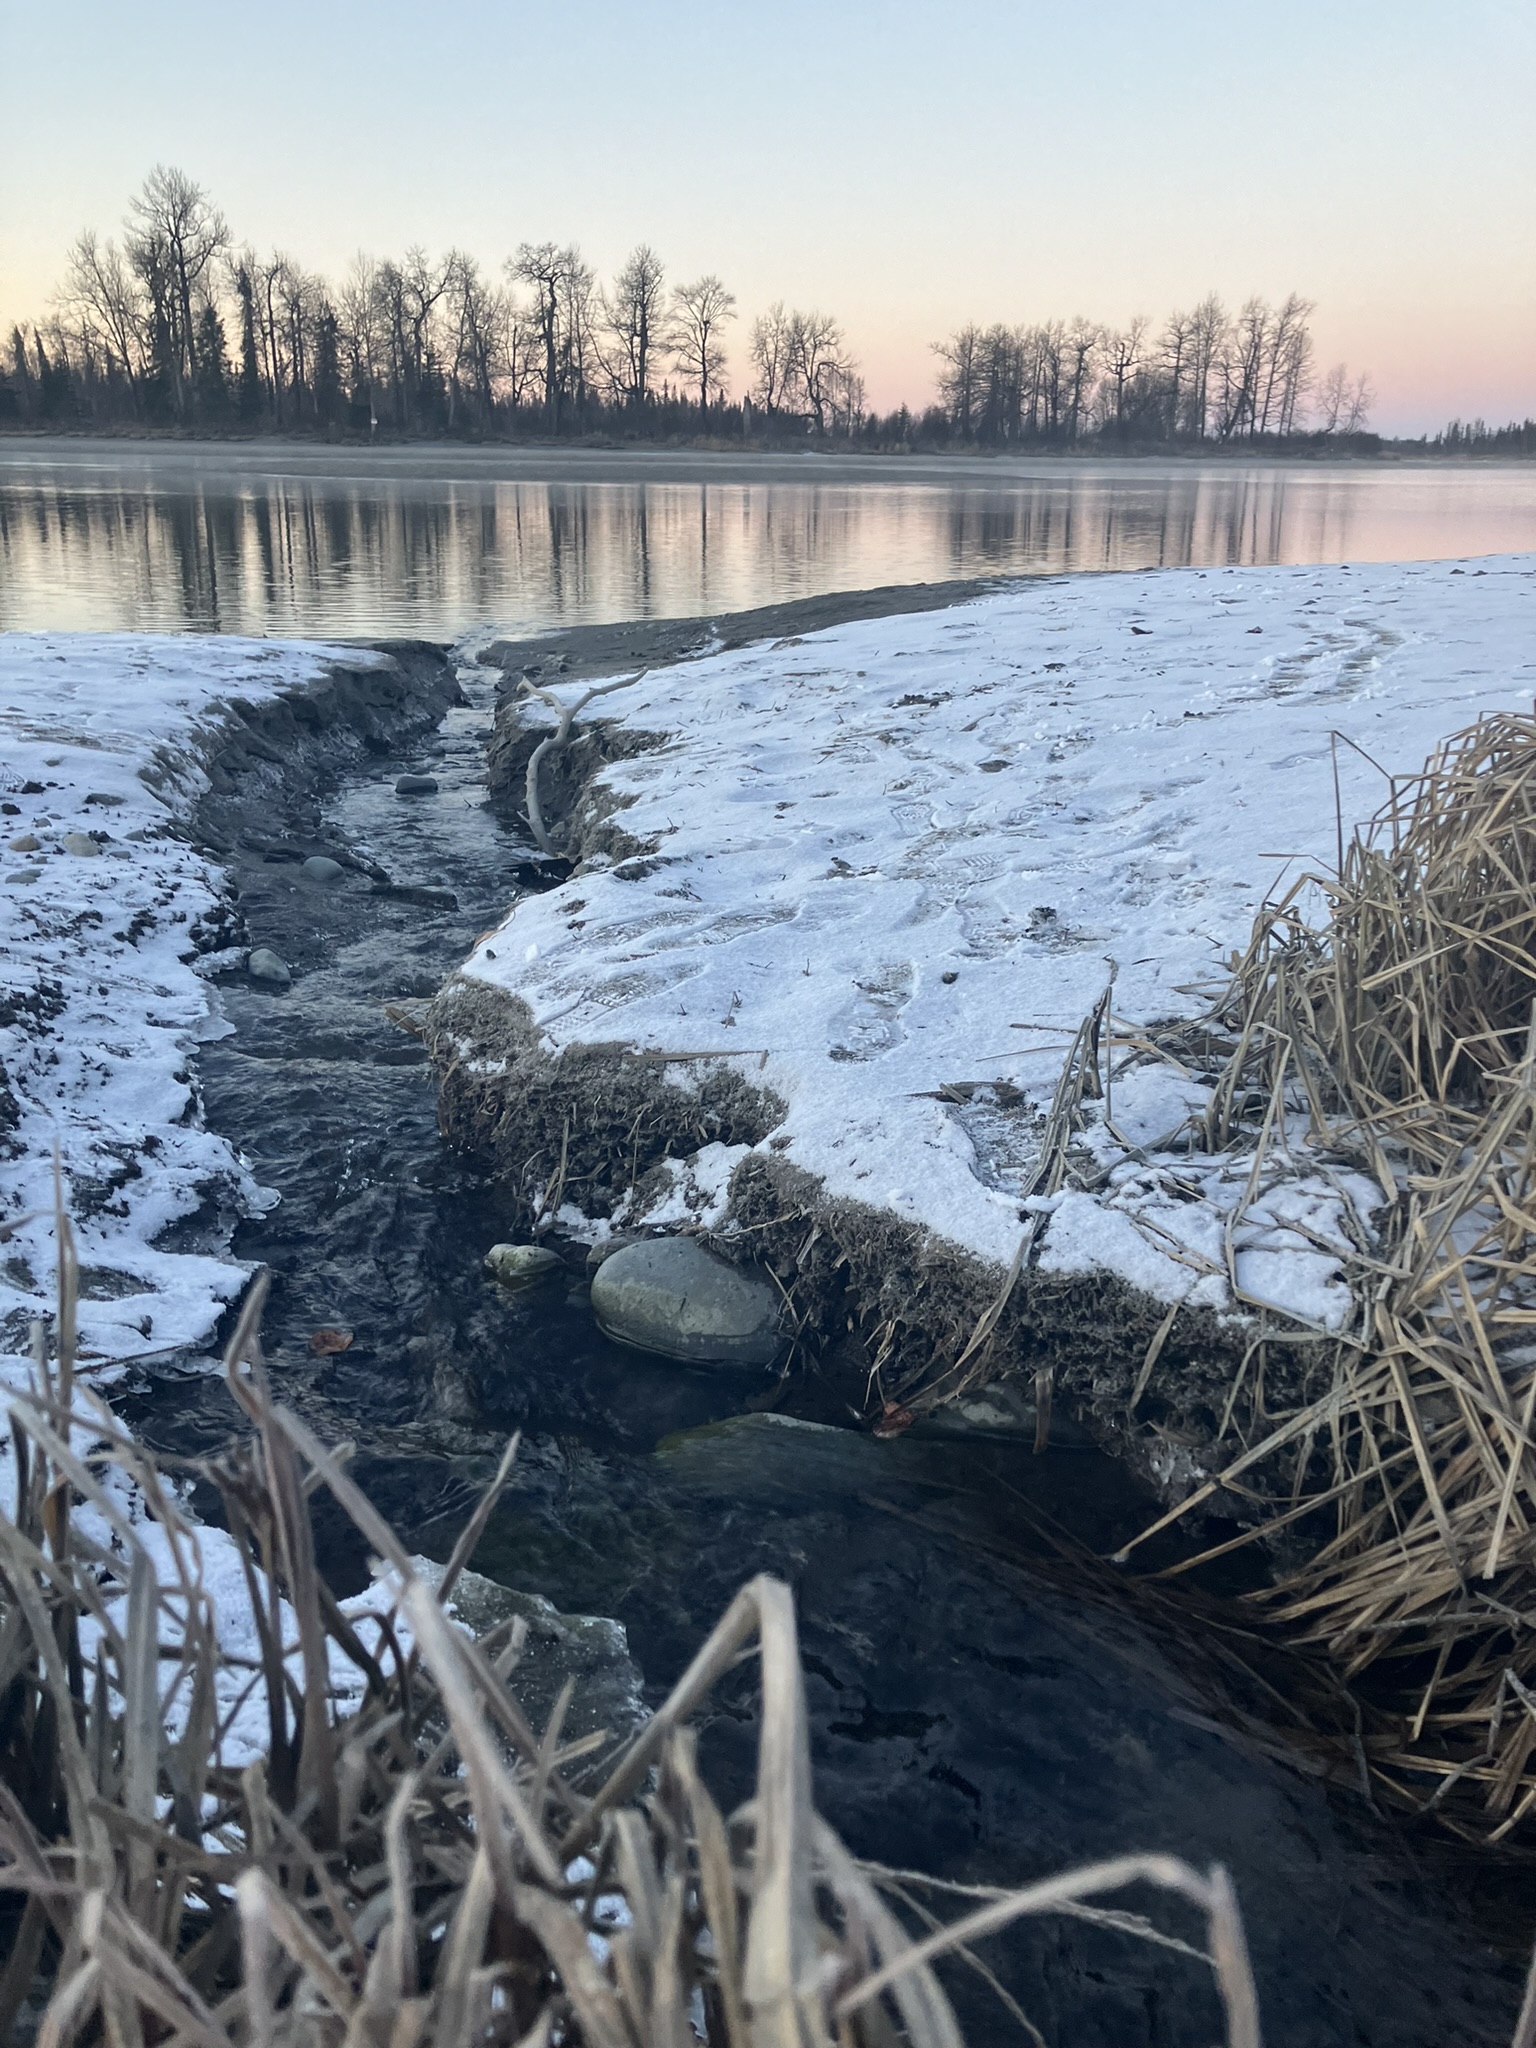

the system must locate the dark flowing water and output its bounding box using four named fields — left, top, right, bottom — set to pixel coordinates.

left=2, top=438, right=1533, bottom=637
